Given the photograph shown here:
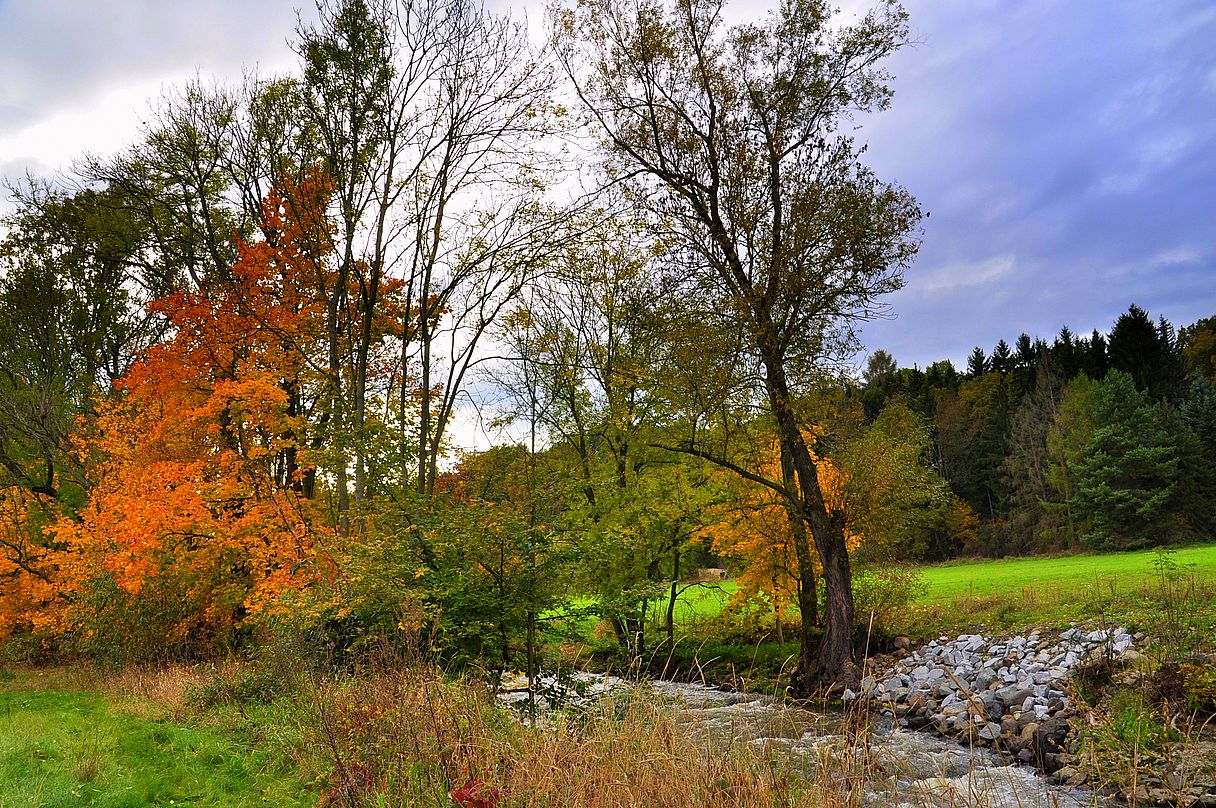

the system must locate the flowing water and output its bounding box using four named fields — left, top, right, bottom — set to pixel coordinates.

left=499, top=673, right=1105, bottom=807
